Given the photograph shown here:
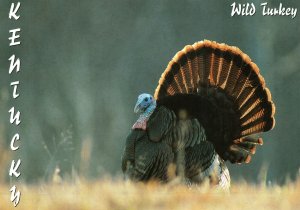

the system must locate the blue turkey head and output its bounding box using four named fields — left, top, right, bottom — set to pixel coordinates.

left=134, top=93, right=155, bottom=114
